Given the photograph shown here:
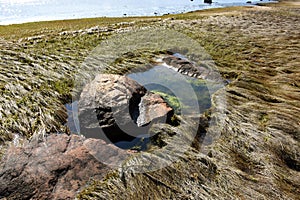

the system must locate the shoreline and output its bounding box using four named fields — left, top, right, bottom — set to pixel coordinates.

left=0, top=0, right=278, bottom=26
left=0, top=2, right=282, bottom=40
